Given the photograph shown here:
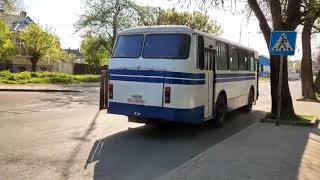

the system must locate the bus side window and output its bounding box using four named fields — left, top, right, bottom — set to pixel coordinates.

left=229, top=45, right=239, bottom=71
left=216, top=41, right=228, bottom=70
left=248, top=51, right=255, bottom=71
left=239, top=49, right=248, bottom=71
left=197, top=35, right=205, bottom=70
